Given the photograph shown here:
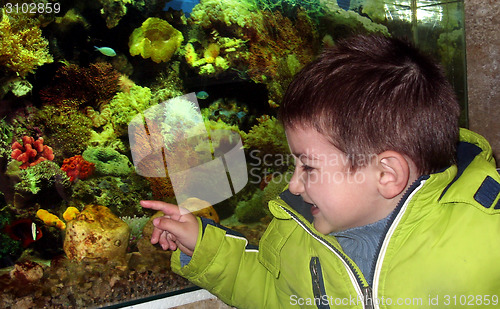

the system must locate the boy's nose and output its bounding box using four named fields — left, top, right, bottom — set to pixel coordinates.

left=288, top=167, right=304, bottom=195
